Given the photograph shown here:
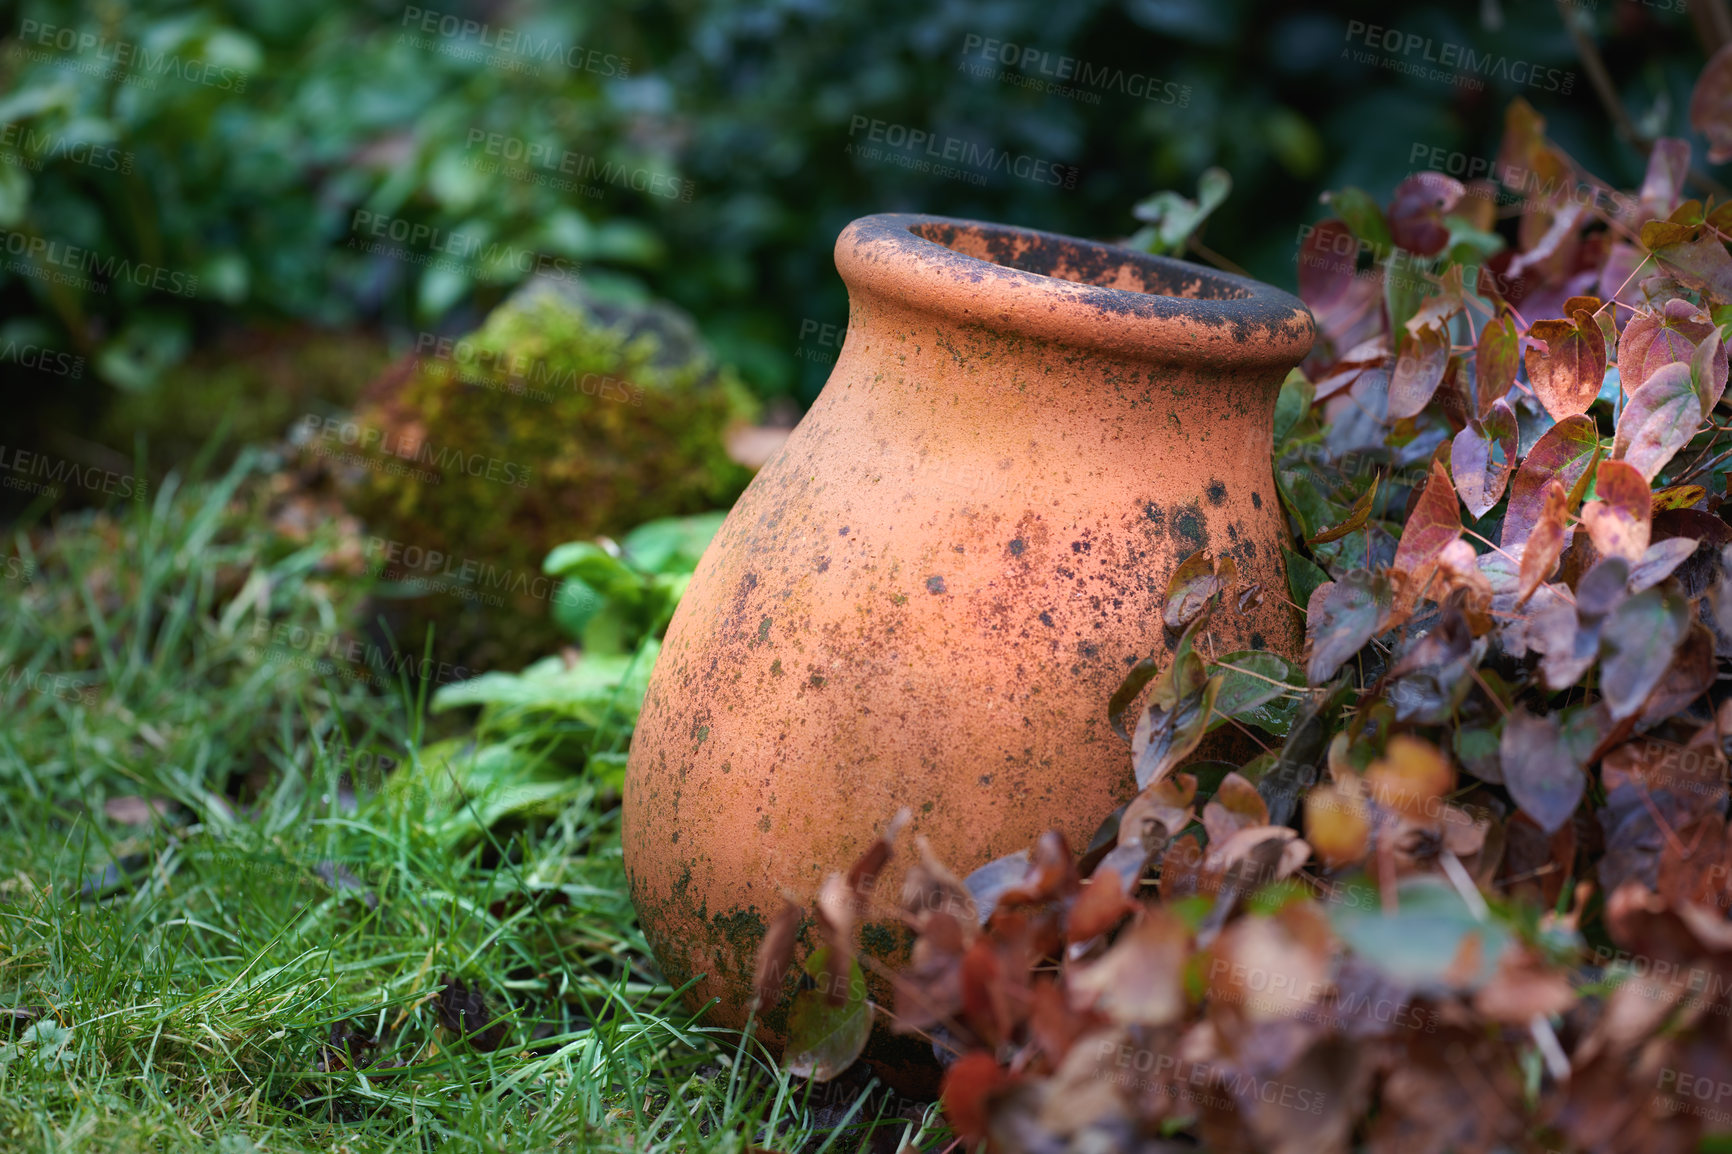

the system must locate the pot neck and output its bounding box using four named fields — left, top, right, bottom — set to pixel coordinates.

left=833, top=213, right=1315, bottom=374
